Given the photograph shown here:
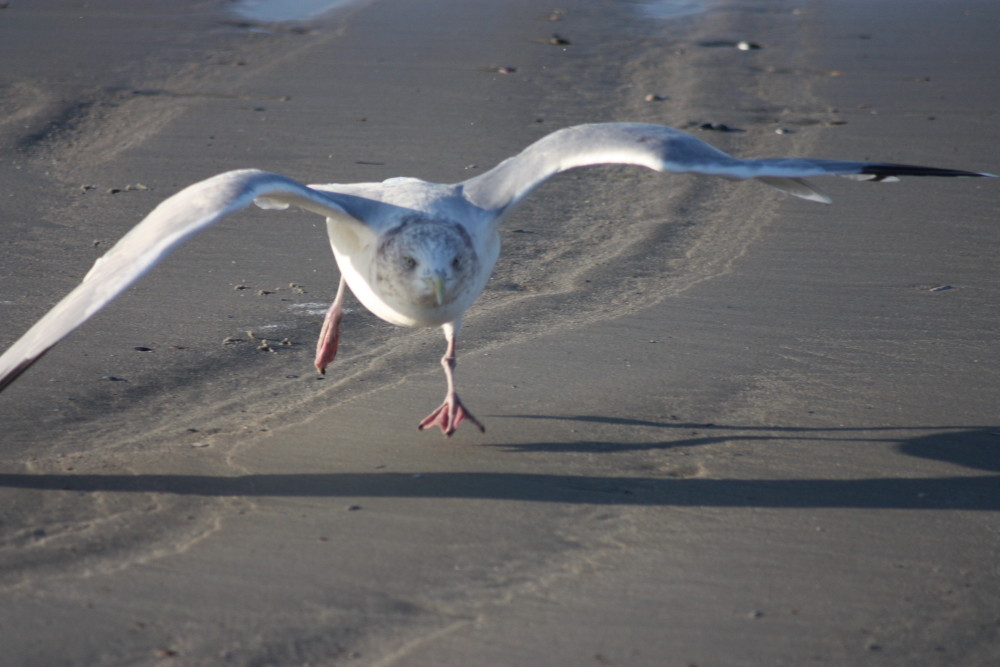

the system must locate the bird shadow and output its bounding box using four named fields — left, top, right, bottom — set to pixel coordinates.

left=0, top=419, right=996, bottom=511
left=489, top=414, right=1000, bottom=471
